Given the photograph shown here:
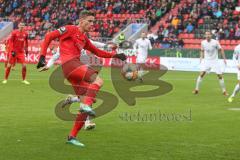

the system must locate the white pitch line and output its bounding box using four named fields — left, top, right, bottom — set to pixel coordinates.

left=227, top=108, right=240, bottom=111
